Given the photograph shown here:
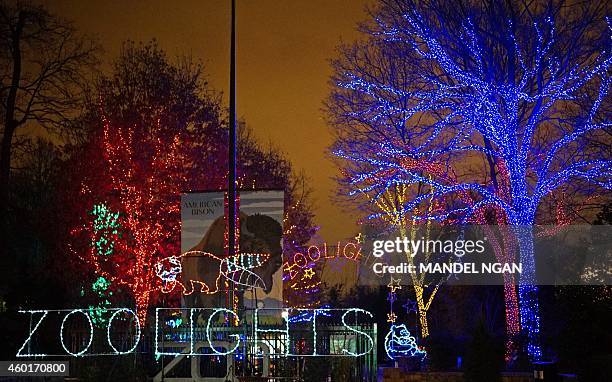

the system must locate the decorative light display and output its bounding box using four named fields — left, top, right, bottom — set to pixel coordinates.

left=329, top=4, right=611, bottom=359
left=106, top=308, right=141, bottom=355
left=283, top=241, right=361, bottom=311
left=253, top=308, right=290, bottom=356
left=70, top=116, right=191, bottom=326
left=357, top=183, right=443, bottom=340
left=60, top=310, right=93, bottom=357
left=154, top=256, right=183, bottom=292
left=288, top=304, right=332, bottom=324
left=18, top=307, right=375, bottom=358
left=18, top=308, right=142, bottom=357
left=354, top=233, right=365, bottom=243
left=402, top=299, right=418, bottom=314
left=387, top=277, right=402, bottom=293
left=283, top=241, right=362, bottom=281
left=206, top=308, right=240, bottom=355
left=285, top=308, right=375, bottom=357
left=384, top=277, right=403, bottom=342
left=154, top=250, right=273, bottom=295
left=340, top=308, right=375, bottom=357
left=16, top=310, right=49, bottom=357
left=88, top=276, right=112, bottom=327
left=66, top=93, right=319, bottom=326
left=154, top=308, right=179, bottom=357
left=384, top=324, right=426, bottom=360
left=281, top=186, right=320, bottom=309
left=478, top=217, right=521, bottom=361
left=303, top=268, right=315, bottom=279
left=83, top=203, right=121, bottom=327
left=383, top=275, right=424, bottom=361
left=90, top=203, right=120, bottom=257
left=165, top=312, right=183, bottom=328
left=60, top=57, right=319, bottom=331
